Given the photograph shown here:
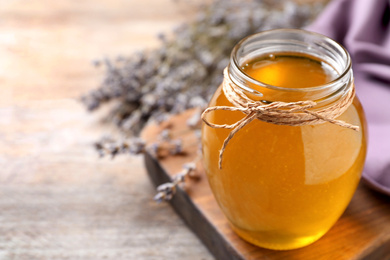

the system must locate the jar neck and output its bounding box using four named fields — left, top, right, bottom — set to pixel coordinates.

left=227, top=29, right=353, bottom=109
